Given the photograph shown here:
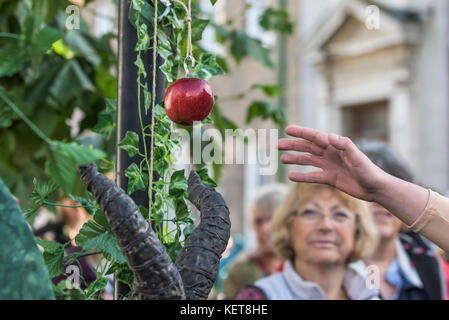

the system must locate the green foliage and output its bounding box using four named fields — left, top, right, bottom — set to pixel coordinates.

left=246, top=101, right=287, bottom=128
left=118, top=131, right=140, bottom=158
left=259, top=8, right=294, bottom=34
left=45, top=141, right=106, bottom=195
left=0, top=0, right=295, bottom=300
left=0, top=0, right=117, bottom=208
left=36, top=238, right=65, bottom=279
left=75, top=220, right=126, bottom=264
